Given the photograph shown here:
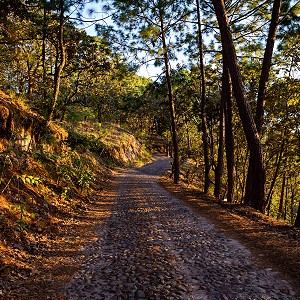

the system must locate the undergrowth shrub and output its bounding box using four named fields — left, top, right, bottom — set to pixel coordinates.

left=33, top=147, right=95, bottom=196
left=69, top=153, right=94, bottom=191
left=66, top=130, right=109, bottom=157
